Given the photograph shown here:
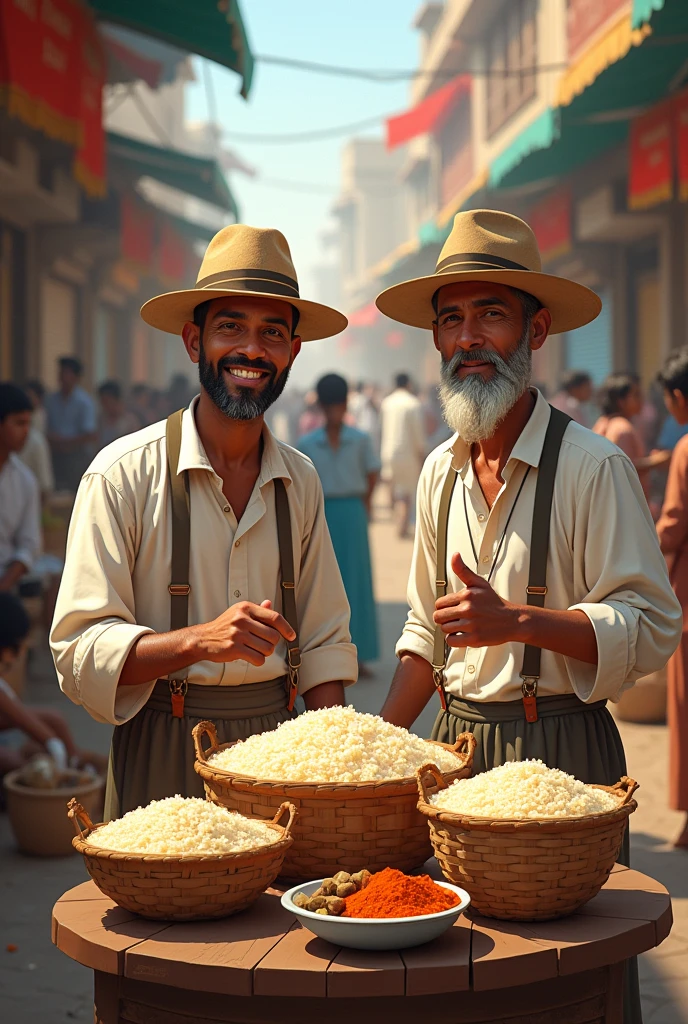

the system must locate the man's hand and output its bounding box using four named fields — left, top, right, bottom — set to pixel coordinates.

left=191, top=600, right=296, bottom=666
left=433, top=553, right=517, bottom=648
